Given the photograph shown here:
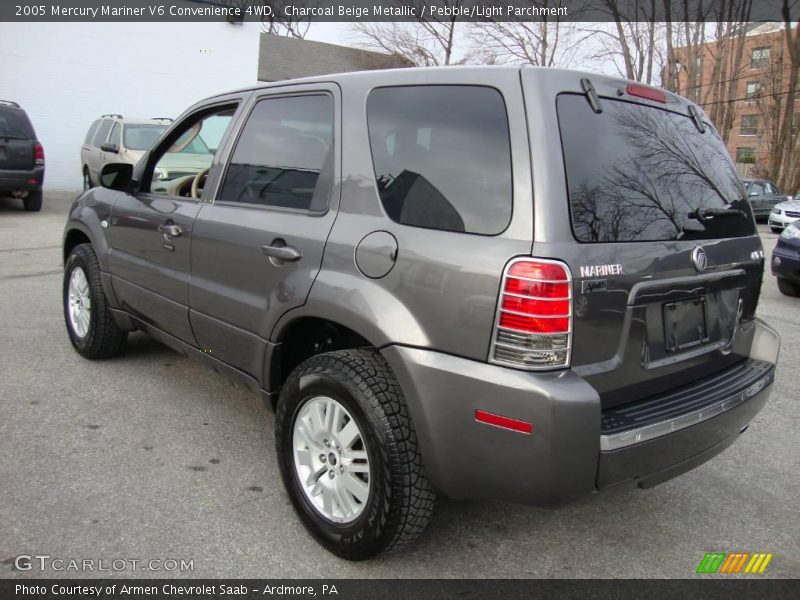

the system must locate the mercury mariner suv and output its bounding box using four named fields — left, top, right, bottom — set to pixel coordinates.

left=62, top=67, right=780, bottom=560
